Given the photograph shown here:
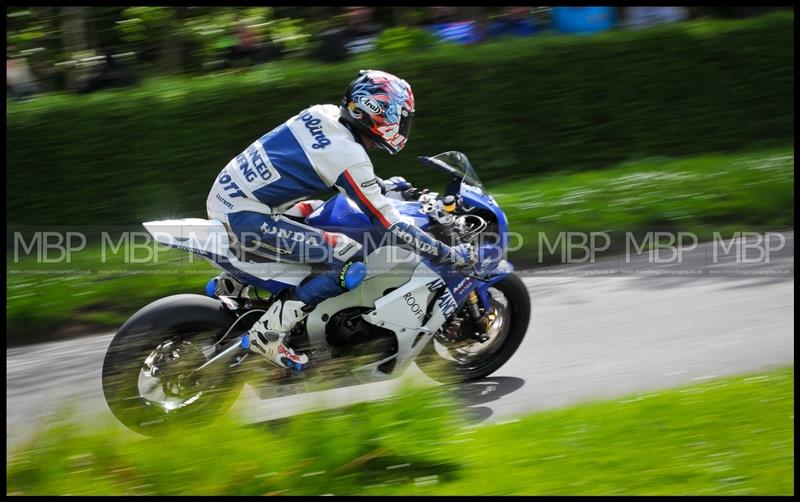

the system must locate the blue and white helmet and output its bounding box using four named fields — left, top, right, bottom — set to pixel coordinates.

left=340, top=69, right=415, bottom=155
